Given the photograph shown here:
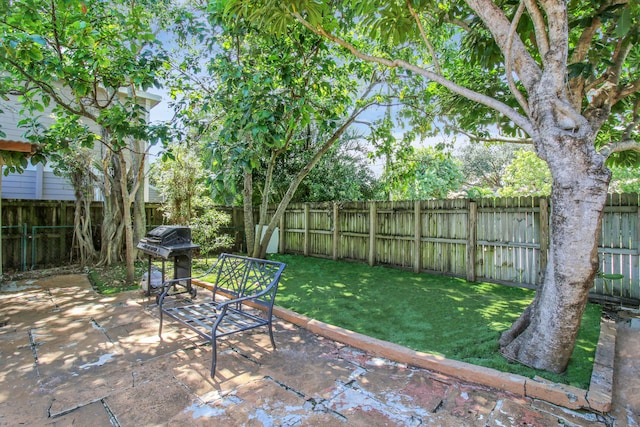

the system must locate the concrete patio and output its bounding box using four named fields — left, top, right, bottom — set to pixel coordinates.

left=0, top=273, right=637, bottom=426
